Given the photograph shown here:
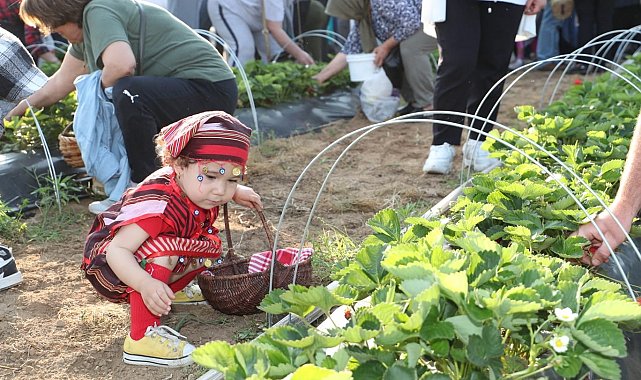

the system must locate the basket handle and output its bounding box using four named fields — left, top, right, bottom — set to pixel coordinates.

left=247, top=207, right=300, bottom=284
left=222, top=203, right=275, bottom=272
left=61, top=123, right=74, bottom=136
left=222, top=203, right=242, bottom=276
